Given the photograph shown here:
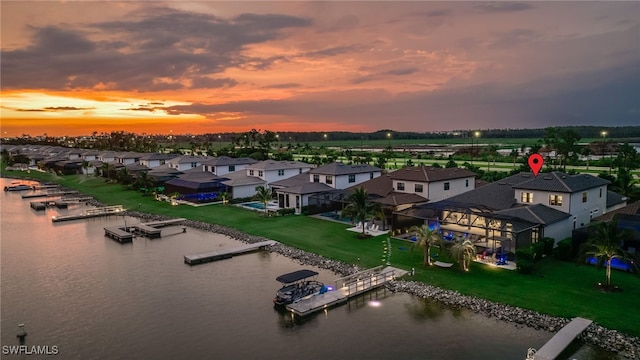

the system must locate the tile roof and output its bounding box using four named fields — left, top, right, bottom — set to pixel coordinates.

left=372, top=192, right=428, bottom=206
left=200, top=156, right=258, bottom=166
left=221, top=170, right=265, bottom=187
left=269, top=172, right=310, bottom=188
left=595, top=201, right=640, bottom=222
left=606, top=190, right=628, bottom=208
left=446, top=172, right=532, bottom=210
left=278, top=182, right=335, bottom=195
left=389, top=166, right=476, bottom=182
left=245, top=160, right=312, bottom=171
left=514, top=171, right=610, bottom=193
left=346, top=173, right=394, bottom=197
left=309, top=162, right=381, bottom=176
left=493, top=204, right=570, bottom=225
